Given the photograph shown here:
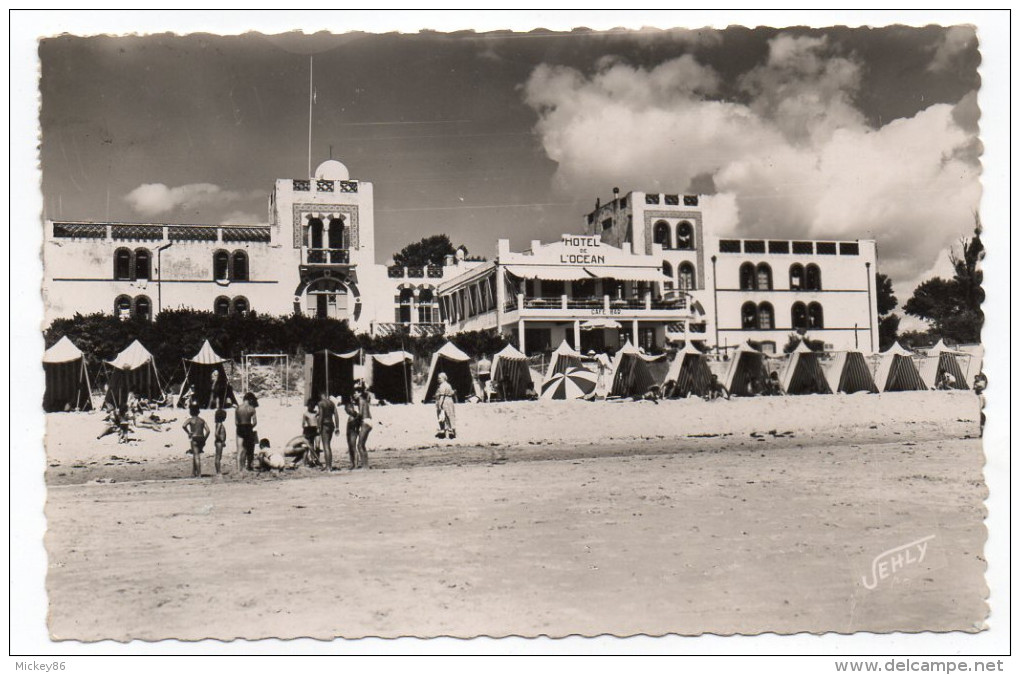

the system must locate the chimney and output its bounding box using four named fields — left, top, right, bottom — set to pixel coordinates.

left=595, top=197, right=601, bottom=210
left=443, top=254, right=456, bottom=267
left=613, top=187, right=620, bottom=200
